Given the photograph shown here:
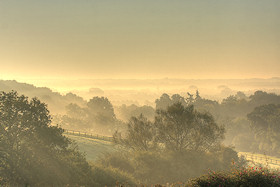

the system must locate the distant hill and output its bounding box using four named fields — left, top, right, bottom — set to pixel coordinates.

left=0, top=80, right=86, bottom=114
